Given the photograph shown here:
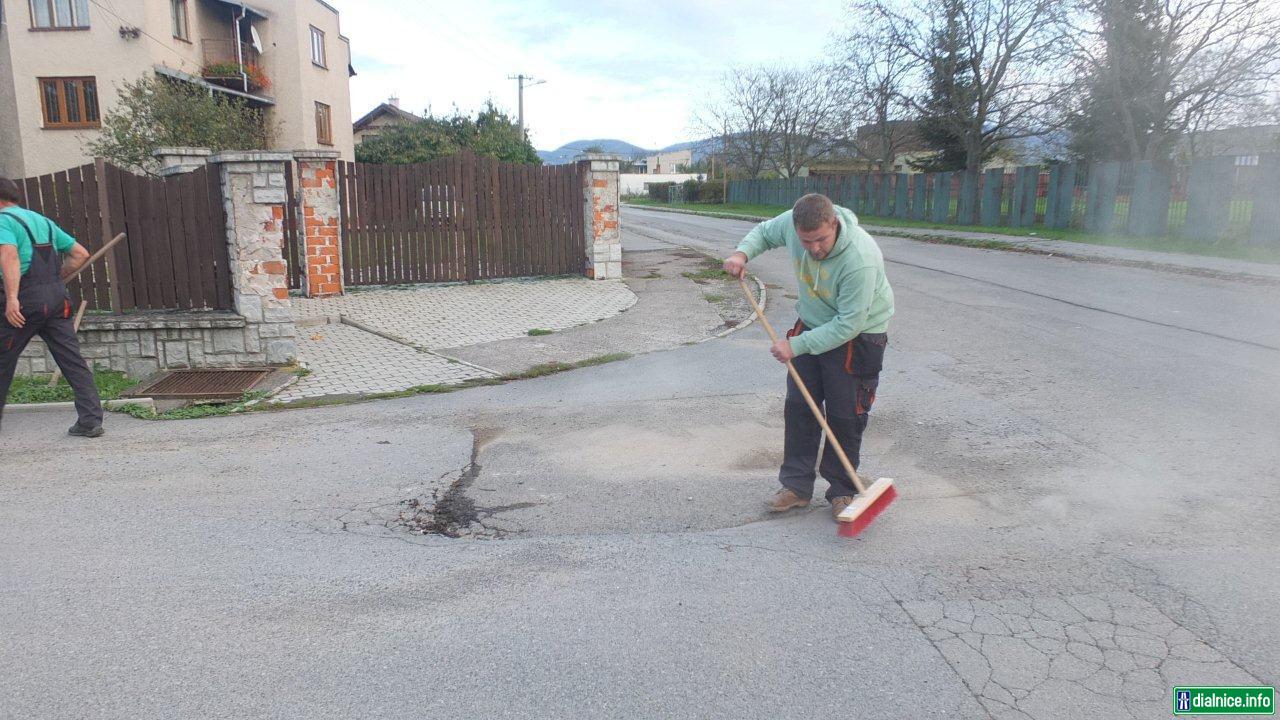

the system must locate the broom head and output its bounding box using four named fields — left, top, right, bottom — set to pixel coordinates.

left=836, top=477, right=897, bottom=538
